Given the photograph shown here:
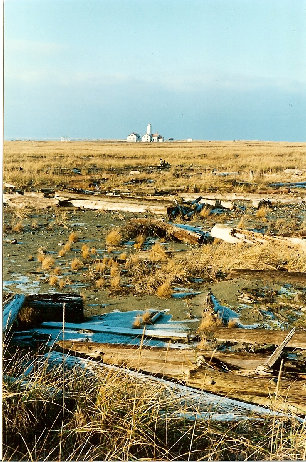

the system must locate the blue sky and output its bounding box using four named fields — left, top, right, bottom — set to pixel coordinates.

left=4, top=0, right=306, bottom=140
